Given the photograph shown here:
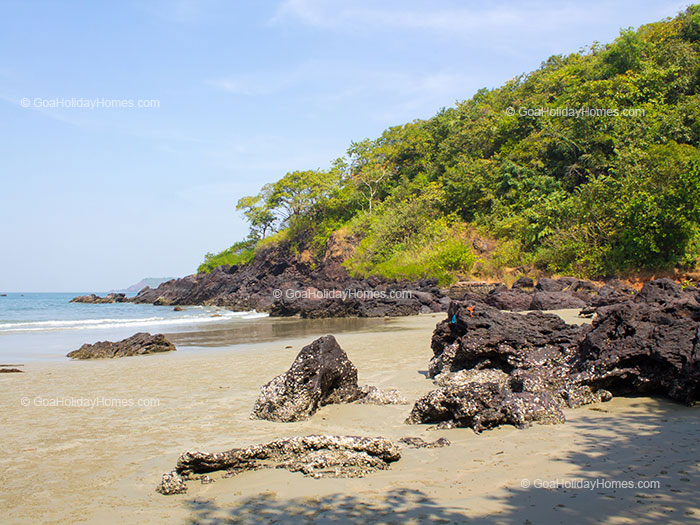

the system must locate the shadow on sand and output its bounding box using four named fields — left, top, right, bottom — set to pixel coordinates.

left=184, top=398, right=699, bottom=524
